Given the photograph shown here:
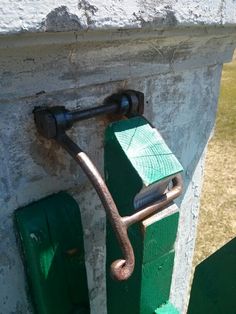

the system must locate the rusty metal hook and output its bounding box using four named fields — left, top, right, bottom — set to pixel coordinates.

left=33, top=90, right=183, bottom=281
left=57, top=133, right=183, bottom=281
